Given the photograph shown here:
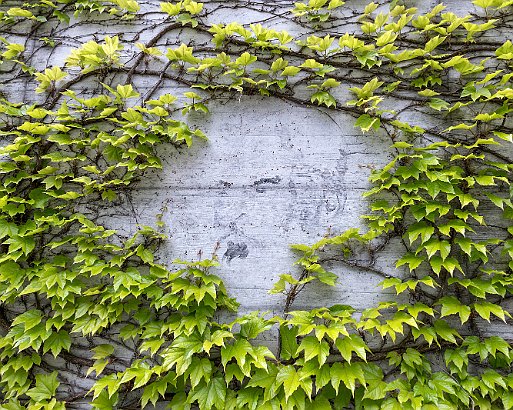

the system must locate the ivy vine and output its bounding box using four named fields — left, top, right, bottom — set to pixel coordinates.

left=0, top=0, right=513, bottom=408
